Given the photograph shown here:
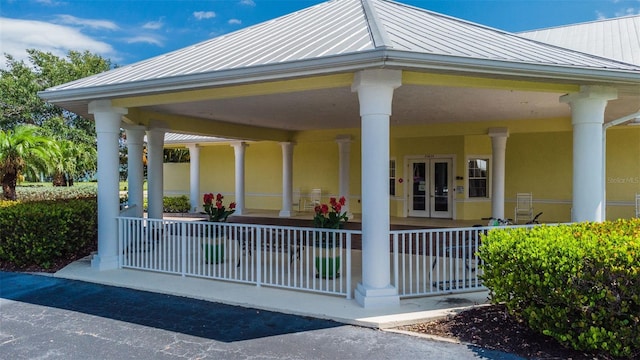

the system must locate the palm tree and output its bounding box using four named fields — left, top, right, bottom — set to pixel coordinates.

left=0, top=125, right=59, bottom=200
left=51, top=139, right=97, bottom=186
